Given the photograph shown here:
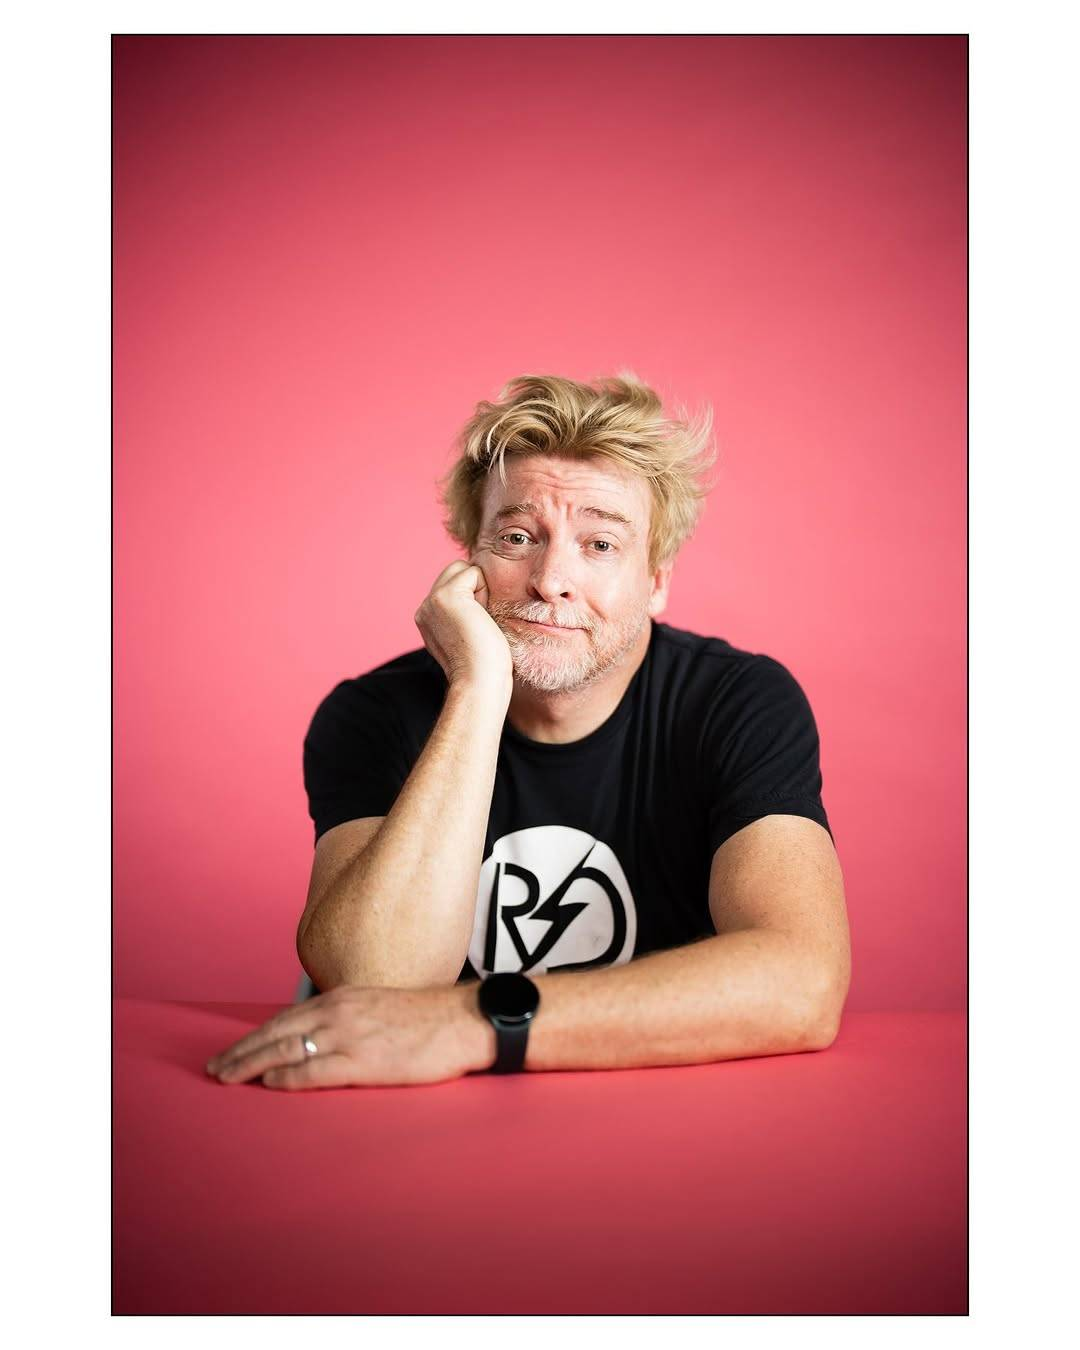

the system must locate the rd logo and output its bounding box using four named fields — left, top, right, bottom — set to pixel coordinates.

left=468, top=825, right=637, bottom=976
